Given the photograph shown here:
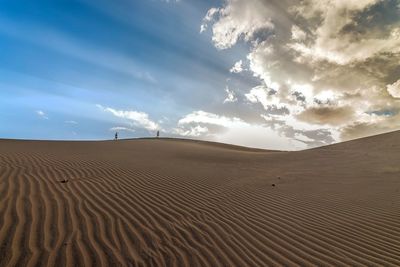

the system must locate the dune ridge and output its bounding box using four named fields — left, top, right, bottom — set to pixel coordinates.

left=0, top=132, right=400, bottom=266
